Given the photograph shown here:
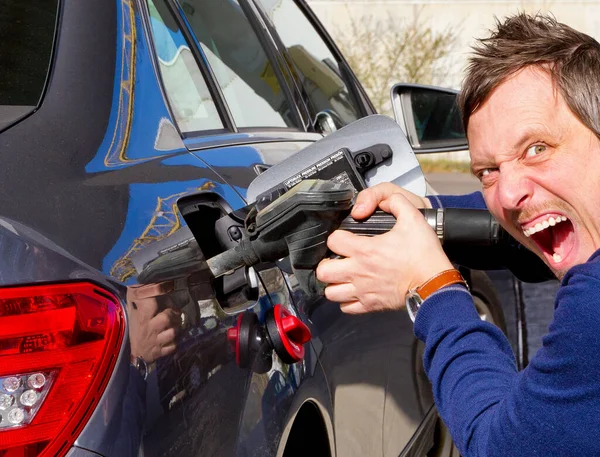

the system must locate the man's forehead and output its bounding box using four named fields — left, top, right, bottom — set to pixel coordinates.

left=487, top=67, right=557, bottom=107
left=468, top=67, right=563, bottom=153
